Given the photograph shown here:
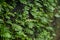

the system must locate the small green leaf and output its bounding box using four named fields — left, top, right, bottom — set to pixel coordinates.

left=2, top=32, right=11, bottom=38
left=46, top=27, right=54, bottom=31
left=19, top=0, right=27, bottom=4
left=48, top=0, right=54, bottom=3
left=55, top=14, right=60, bottom=17
left=12, top=24, right=22, bottom=31
left=28, top=22, right=34, bottom=28
left=25, top=28, right=33, bottom=35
